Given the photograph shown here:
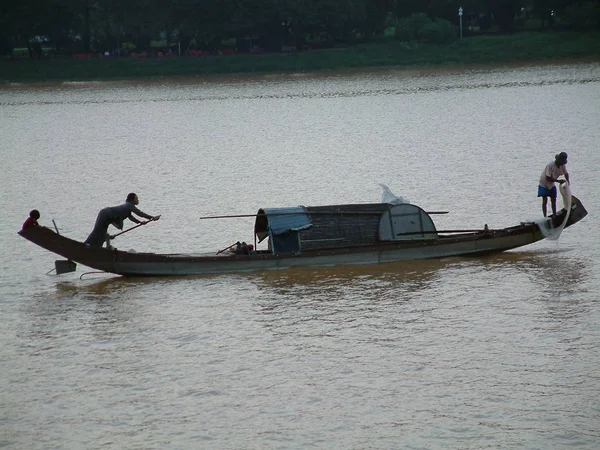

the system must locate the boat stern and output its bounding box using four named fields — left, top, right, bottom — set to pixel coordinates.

left=551, top=194, right=588, bottom=229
